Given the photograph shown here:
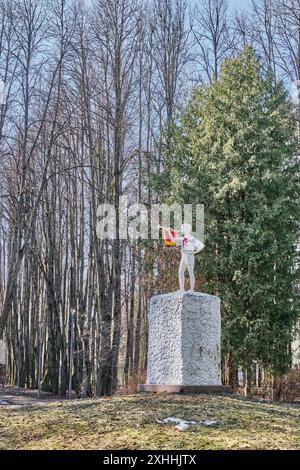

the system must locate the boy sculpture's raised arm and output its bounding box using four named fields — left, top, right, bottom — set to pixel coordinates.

left=160, top=223, right=204, bottom=292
